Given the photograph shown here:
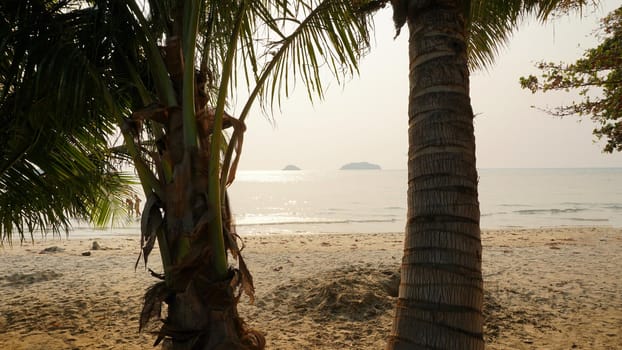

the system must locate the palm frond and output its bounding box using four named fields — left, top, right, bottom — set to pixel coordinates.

left=0, top=0, right=139, bottom=241
left=468, top=0, right=593, bottom=71
left=241, top=0, right=374, bottom=116
left=468, top=0, right=522, bottom=71
left=0, top=133, right=135, bottom=242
